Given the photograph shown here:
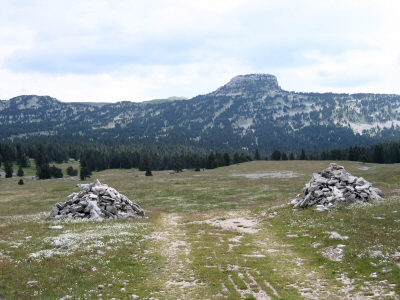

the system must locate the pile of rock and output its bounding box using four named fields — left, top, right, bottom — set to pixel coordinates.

left=290, top=163, right=385, bottom=209
left=48, top=179, right=145, bottom=220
